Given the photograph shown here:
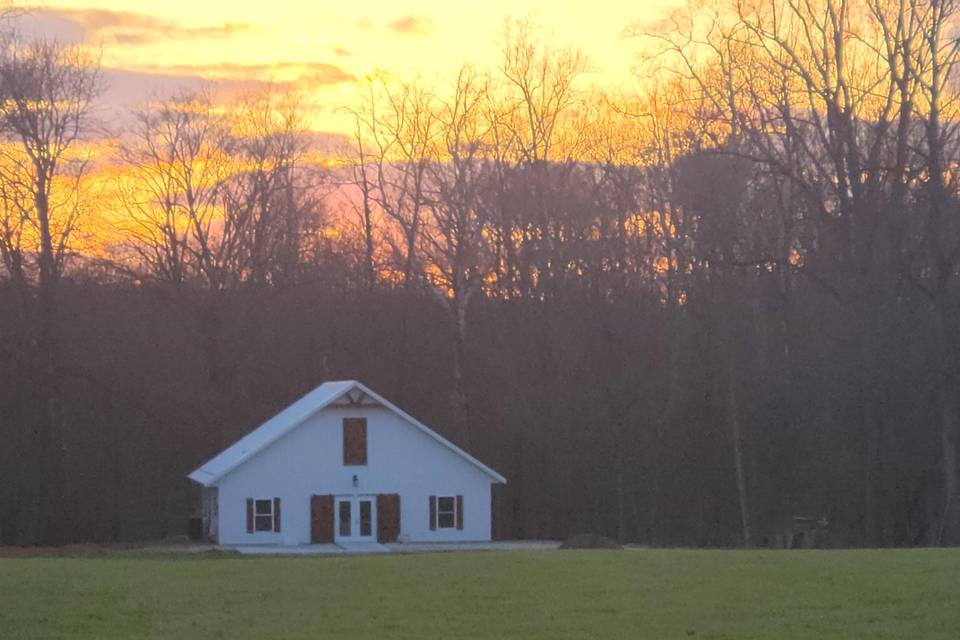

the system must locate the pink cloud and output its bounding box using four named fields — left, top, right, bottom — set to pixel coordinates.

left=387, top=15, right=434, bottom=35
